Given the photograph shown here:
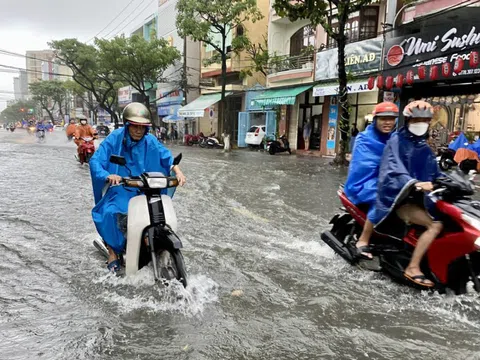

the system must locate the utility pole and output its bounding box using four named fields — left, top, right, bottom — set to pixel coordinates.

left=183, top=35, right=189, bottom=134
